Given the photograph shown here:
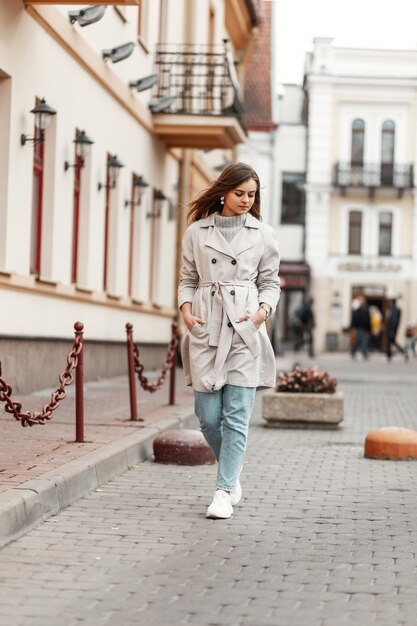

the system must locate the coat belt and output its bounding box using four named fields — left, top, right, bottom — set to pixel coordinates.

left=197, top=280, right=260, bottom=358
